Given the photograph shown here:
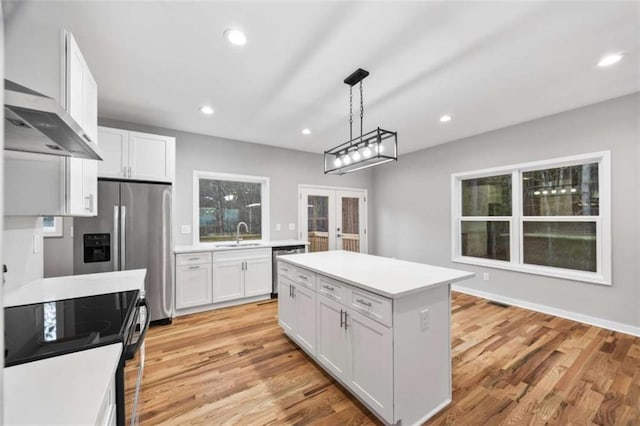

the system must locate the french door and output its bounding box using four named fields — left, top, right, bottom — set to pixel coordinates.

left=299, top=185, right=367, bottom=253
